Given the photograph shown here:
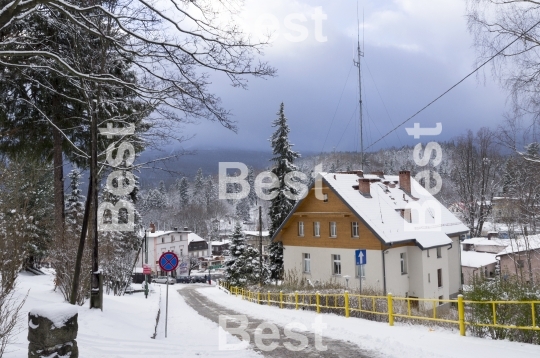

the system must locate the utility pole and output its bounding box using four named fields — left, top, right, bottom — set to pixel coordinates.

left=353, top=7, right=364, bottom=170
left=259, top=206, right=263, bottom=287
